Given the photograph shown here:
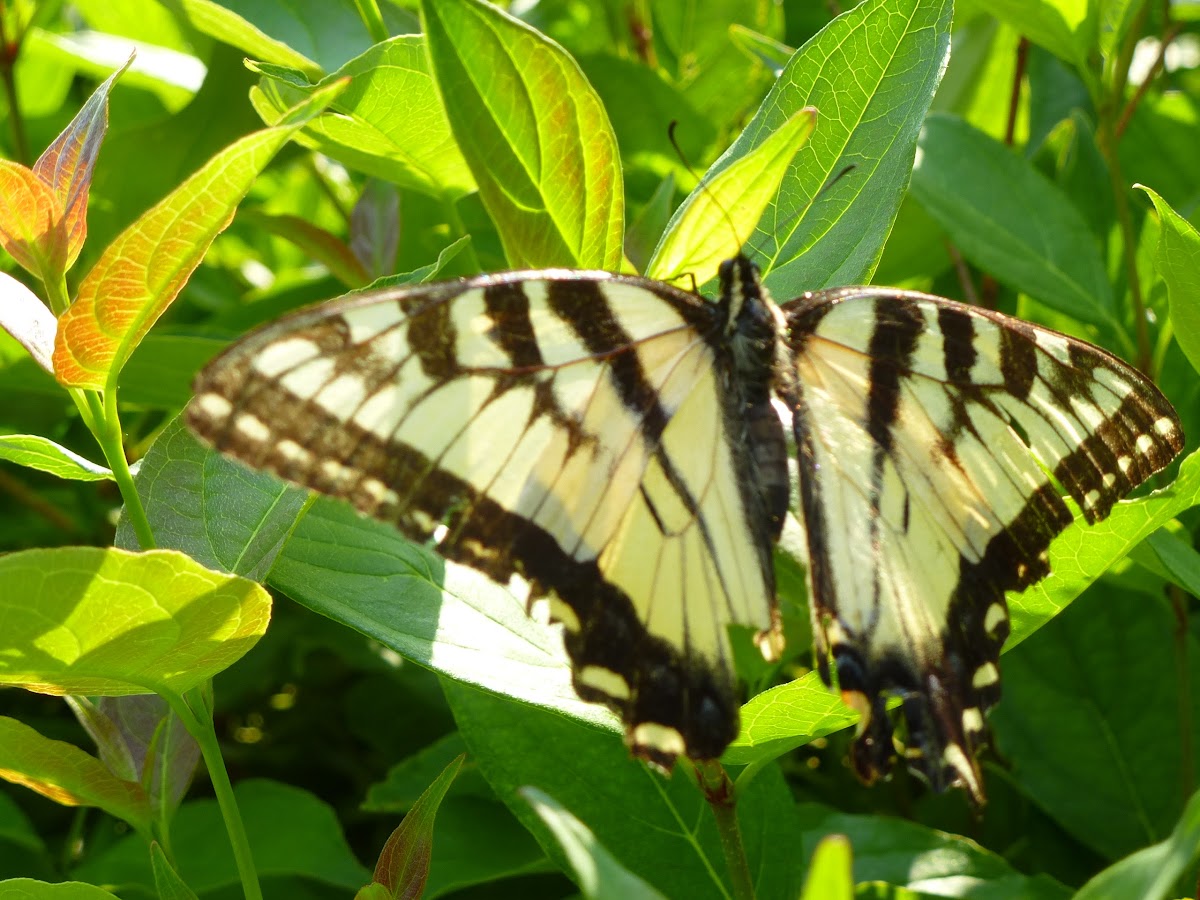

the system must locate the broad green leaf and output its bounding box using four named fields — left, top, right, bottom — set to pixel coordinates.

left=645, top=108, right=816, bottom=284
left=0, top=546, right=270, bottom=696
left=0, top=791, right=46, bottom=856
left=72, top=779, right=370, bottom=894
left=249, top=37, right=476, bottom=200
left=53, top=84, right=342, bottom=390
left=121, top=419, right=308, bottom=580
left=424, top=797, right=553, bottom=897
left=363, top=733, right=483, bottom=814
left=0, top=271, right=56, bottom=373
left=0, top=881, right=121, bottom=898
left=799, top=836, right=852, bottom=900
left=521, top=787, right=667, bottom=900
left=911, top=114, right=1115, bottom=327
left=728, top=449, right=1200, bottom=765
left=993, top=583, right=1200, bottom=859
left=1138, top=185, right=1200, bottom=375
left=32, top=56, right=130, bottom=271
left=974, top=0, right=1093, bottom=69
left=1075, top=787, right=1200, bottom=900
left=371, top=755, right=464, bottom=896
left=421, top=0, right=624, bottom=269
left=0, top=717, right=150, bottom=834
left=149, top=843, right=200, bottom=900
left=174, top=0, right=344, bottom=77
left=795, top=804, right=1071, bottom=897
left=0, top=434, right=112, bottom=482
left=238, top=209, right=370, bottom=288
left=0, top=160, right=66, bottom=283
left=733, top=0, right=953, bottom=294
left=728, top=25, right=794, bottom=76
left=444, top=682, right=803, bottom=900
